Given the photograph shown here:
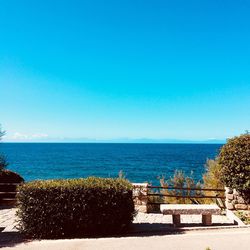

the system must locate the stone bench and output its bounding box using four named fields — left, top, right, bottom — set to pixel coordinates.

left=160, top=204, right=221, bottom=226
